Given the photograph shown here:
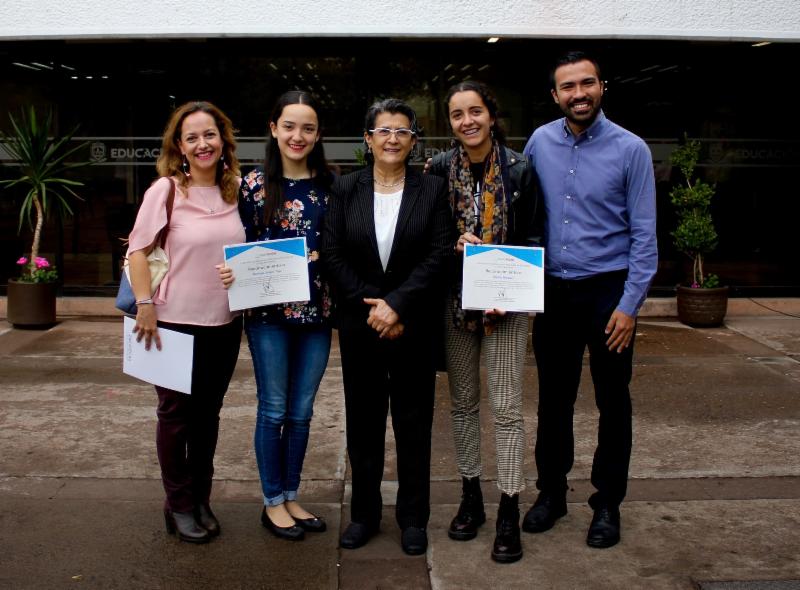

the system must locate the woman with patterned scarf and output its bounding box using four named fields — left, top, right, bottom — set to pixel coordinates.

left=428, top=81, right=543, bottom=564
